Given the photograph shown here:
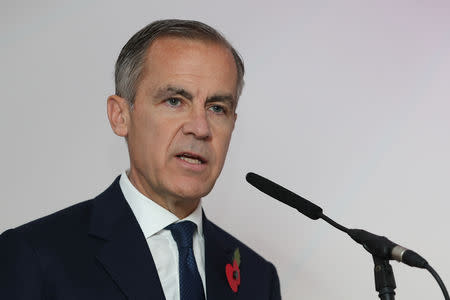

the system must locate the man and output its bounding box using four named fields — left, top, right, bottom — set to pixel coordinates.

left=0, top=19, right=281, bottom=299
